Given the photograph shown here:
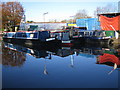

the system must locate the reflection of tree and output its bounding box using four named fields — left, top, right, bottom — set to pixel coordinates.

left=2, top=46, right=26, bottom=67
